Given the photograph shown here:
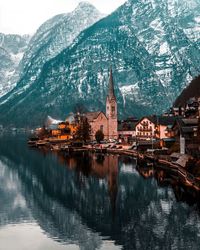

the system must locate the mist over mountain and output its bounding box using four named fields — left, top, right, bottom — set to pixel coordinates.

left=0, top=0, right=200, bottom=127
